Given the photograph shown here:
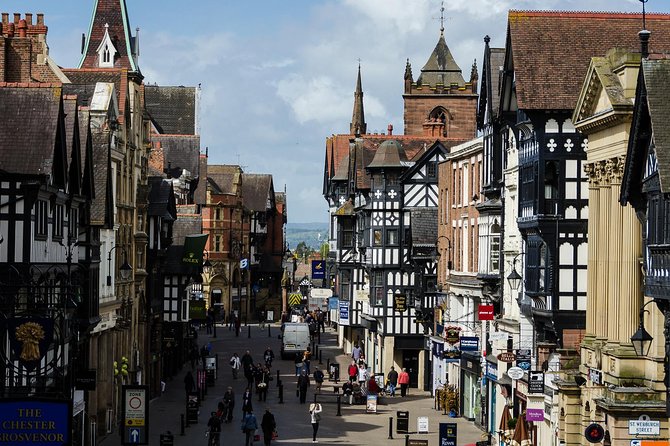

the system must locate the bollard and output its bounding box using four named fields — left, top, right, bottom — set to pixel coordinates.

left=319, top=350, right=323, bottom=365
left=315, top=344, right=319, bottom=358
left=313, top=394, right=317, bottom=404
left=180, top=414, right=185, bottom=435
left=248, top=326, right=251, bottom=338
left=215, top=353, right=219, bottom=370
left=278, top=383, right=284, bottom=404
left=404, top=434, right=409, bottom=446
left=268, top=324, right=271, bottom=337
left=388, top=417, right=393, bottom=439
left=336, top=395, right=342, bottom=416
